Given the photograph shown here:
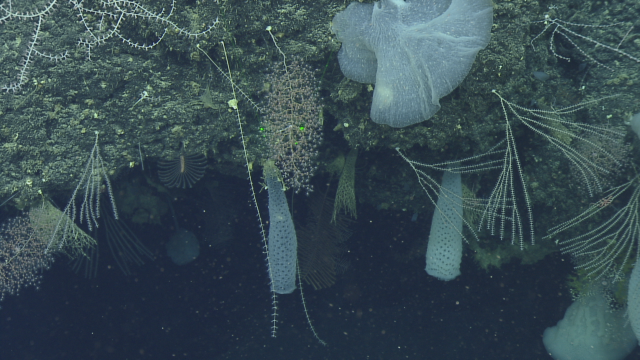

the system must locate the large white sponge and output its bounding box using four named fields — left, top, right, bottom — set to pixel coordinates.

left=542, top=290, right=636, bottom=360
left=627, top=262, right=640, bottom=342
left=628, top=112, right=640, bottom=138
